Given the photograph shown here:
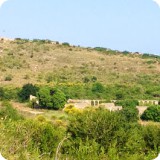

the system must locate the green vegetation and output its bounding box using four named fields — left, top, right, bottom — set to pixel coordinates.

left=141, top=105, right=160, bottom=122
left=4, top=74, right=13, bottom=81
left=62, top=42, right=70, bottom=46
left=0, top=38, right=160, bottom=159
left=37, top=87, right=66, bottom=110
left=0, top=103, right=160, bottom=160
left=116, top=99, right=139, bottom=107
left=0, top=102, right=65, bottom=160
left=0, top=86, right=19, bottom=100
left=119, top=107, right=139, bottom=122
left=0, top=101, right=23, bottom=121
left=0, top=81, right=160, bottom=102
left=65, top=108, right=160, bottom=160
